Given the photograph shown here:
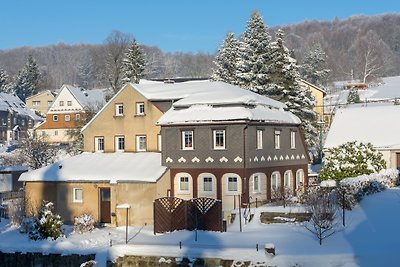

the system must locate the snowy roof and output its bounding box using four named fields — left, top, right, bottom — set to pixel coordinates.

left=324, top=103, right=400, bottom=150
left=19, top=152, right=167, bottom=183
left=65, top=85, right=108, bottom=108
left=0, top=93, right=41, bottom=121
left=157, top=82, right=300, bottom=125
left=0, top=166, right=28, bottom=172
